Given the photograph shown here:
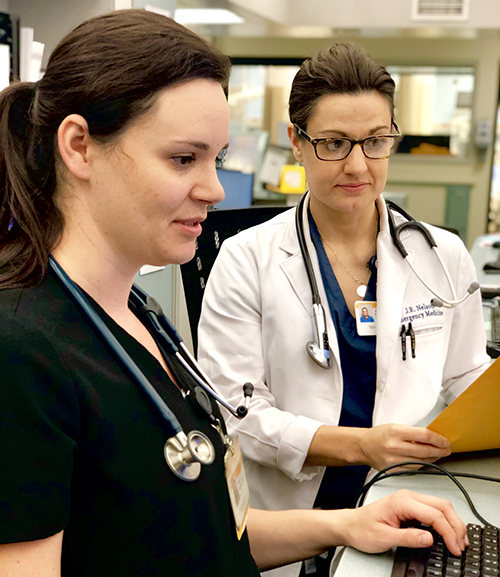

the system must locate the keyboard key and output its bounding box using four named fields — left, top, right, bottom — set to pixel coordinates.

left=392, top=522, right=500, bottom=577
